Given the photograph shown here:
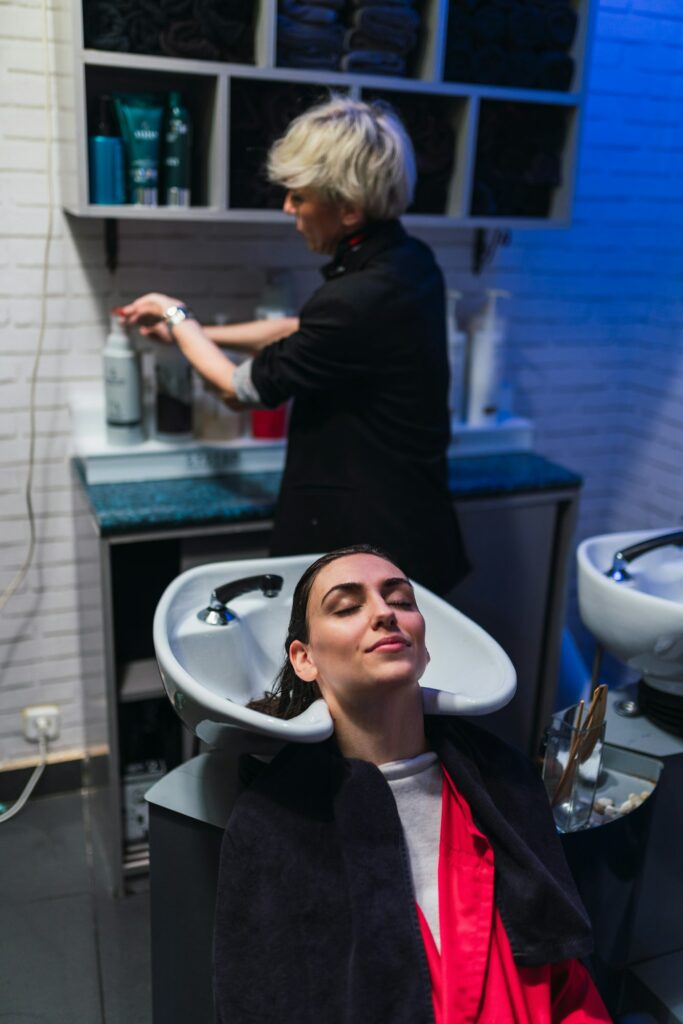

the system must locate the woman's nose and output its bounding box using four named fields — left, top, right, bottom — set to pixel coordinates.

left=371, top=598, right=398, bottom=629
left=283, top=192, right=295, bottom=215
